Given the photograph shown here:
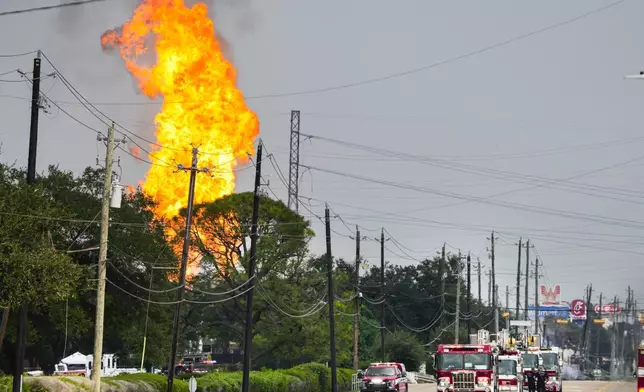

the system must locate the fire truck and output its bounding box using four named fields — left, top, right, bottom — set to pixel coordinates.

left=434, top=343, right=497, bottom=392
left=539, top=347, right=563, bottom=392
left=637, top=345, right=644, bottom=392
left=496, top=349, right=522, bottom=392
